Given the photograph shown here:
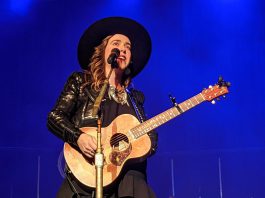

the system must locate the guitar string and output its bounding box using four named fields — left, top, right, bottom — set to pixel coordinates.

left=108, top=119, right=160, bottom=146
left=109, top=110, right=178, bottom=146
left=110, top=135, right=127, bottom=144
left=108, top=130, right=144, bottom=146
left=107, top=95, right=206, bottom=148
left=108, top=98, right=197, bottom=146
left=109, top=102, right=202, bottom=146
left=109, top=129, right=145, bottom=146
left=109, top=127, right=145, bottom=146
left=109, top=134, right=129, bottom=146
